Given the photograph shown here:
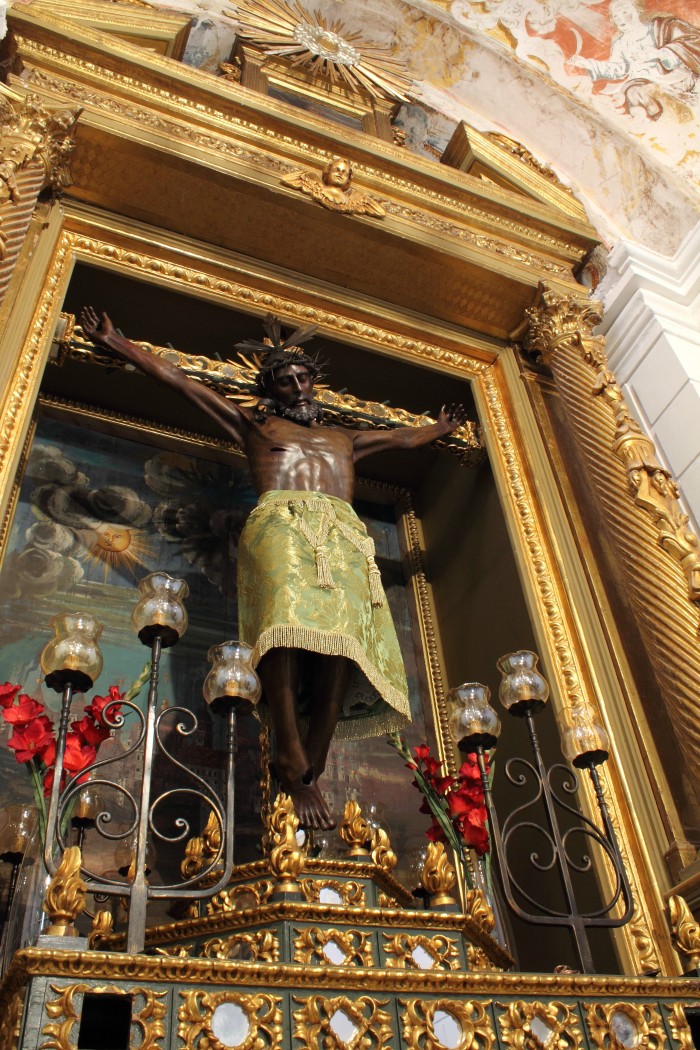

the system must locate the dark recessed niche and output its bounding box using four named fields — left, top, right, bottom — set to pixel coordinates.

left=77, top=992, right=133, bottom=1050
